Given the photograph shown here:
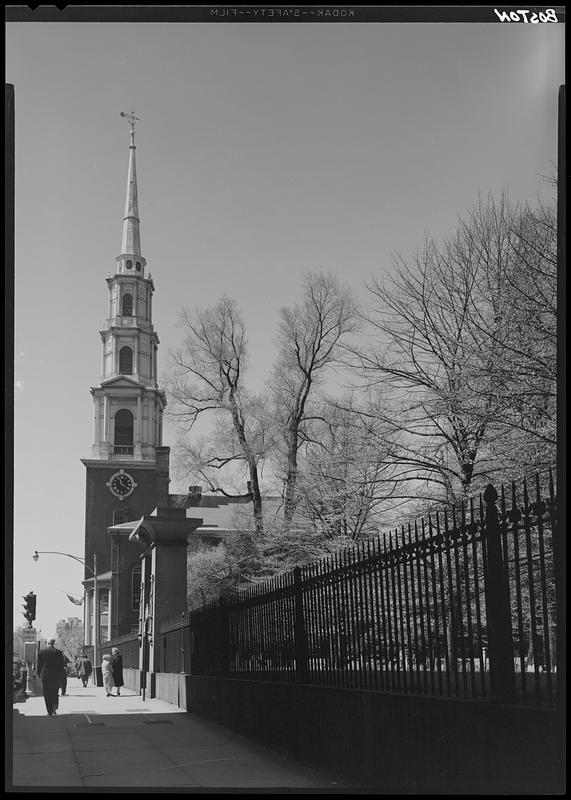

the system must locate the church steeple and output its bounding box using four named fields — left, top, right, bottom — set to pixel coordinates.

left=120, top=111, right=141, bottom=258
left=86, top=113, right=166, bottom=462
left=116, top=112, right=146, bottom=277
